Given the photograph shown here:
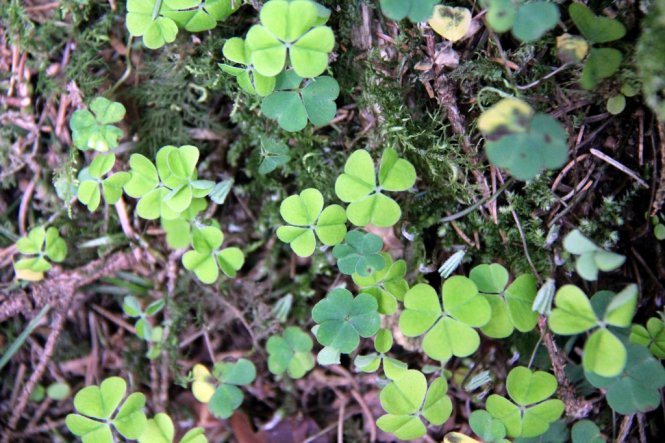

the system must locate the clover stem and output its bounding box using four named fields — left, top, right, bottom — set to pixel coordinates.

left=441, top=178, right=514, bottom=223
left=152, top=0, right=163, bottom=20
left=110, top=36, right=133, bottom=94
